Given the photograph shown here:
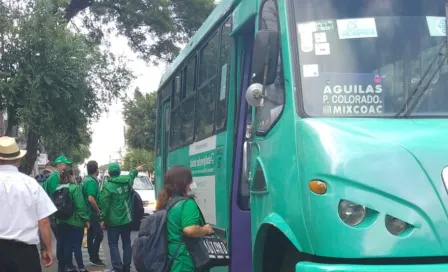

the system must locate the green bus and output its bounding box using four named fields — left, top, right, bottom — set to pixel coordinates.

left=154, top=0, right=448, bottom=271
